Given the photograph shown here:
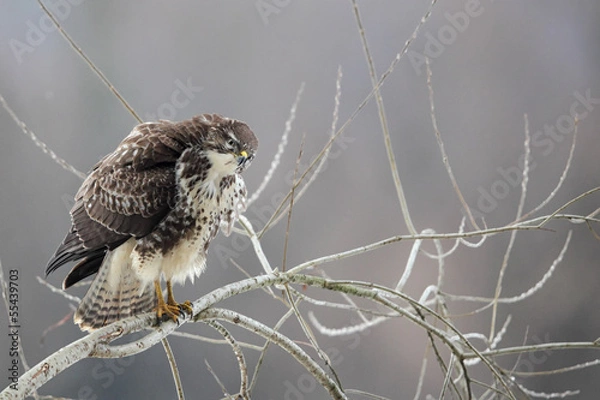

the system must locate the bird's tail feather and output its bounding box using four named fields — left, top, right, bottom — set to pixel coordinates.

left=74, top=247, right=156, bottom=332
